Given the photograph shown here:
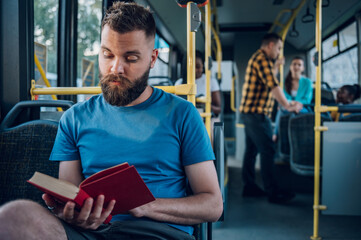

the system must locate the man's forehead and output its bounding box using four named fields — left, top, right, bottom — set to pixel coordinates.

left=100, top=27, right=154, bottom=51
